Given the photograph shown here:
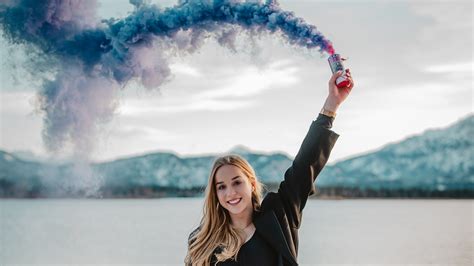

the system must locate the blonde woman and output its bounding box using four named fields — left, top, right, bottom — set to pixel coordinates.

left=185, top=70, right=354, bottom=266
